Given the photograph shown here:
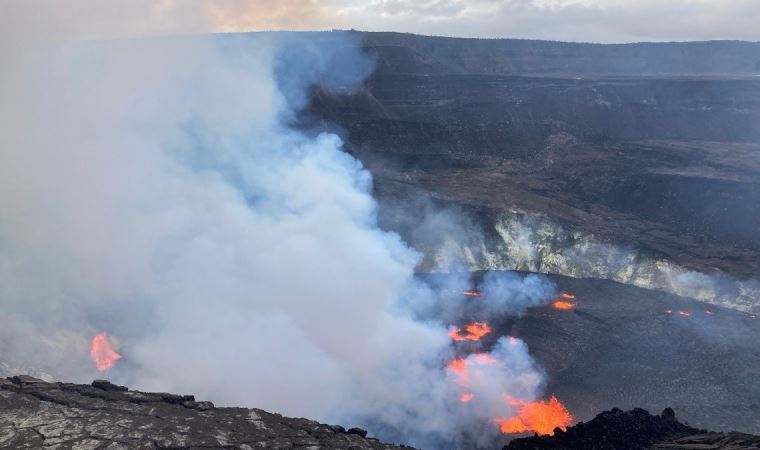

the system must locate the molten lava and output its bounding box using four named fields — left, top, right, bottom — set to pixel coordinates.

left=447, top=358, right=467, bottom=375
left=463, top=290, right=481, bottom=297
left=450, top=322, right=492, bottom=341
left=90, top=332, right=122, bottom=372
left=552, top=301, right=575, bottom=310
left=552, top=292, right=577, bottom=310
left=495, top=395, right=573, bottom=436
left=446, top=347, right=571, bottom=436
left=447, top=353, right=501, bottom=388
